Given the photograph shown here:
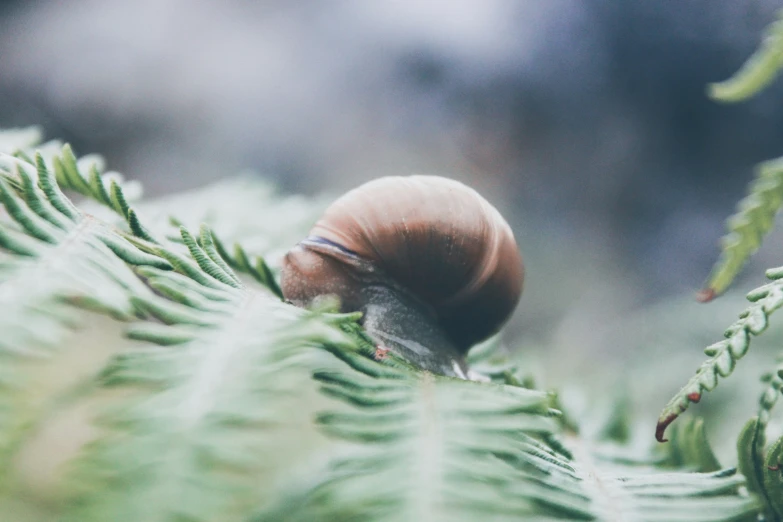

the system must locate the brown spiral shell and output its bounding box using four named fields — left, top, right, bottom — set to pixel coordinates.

left=281, top=175, right=524, bottom=352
